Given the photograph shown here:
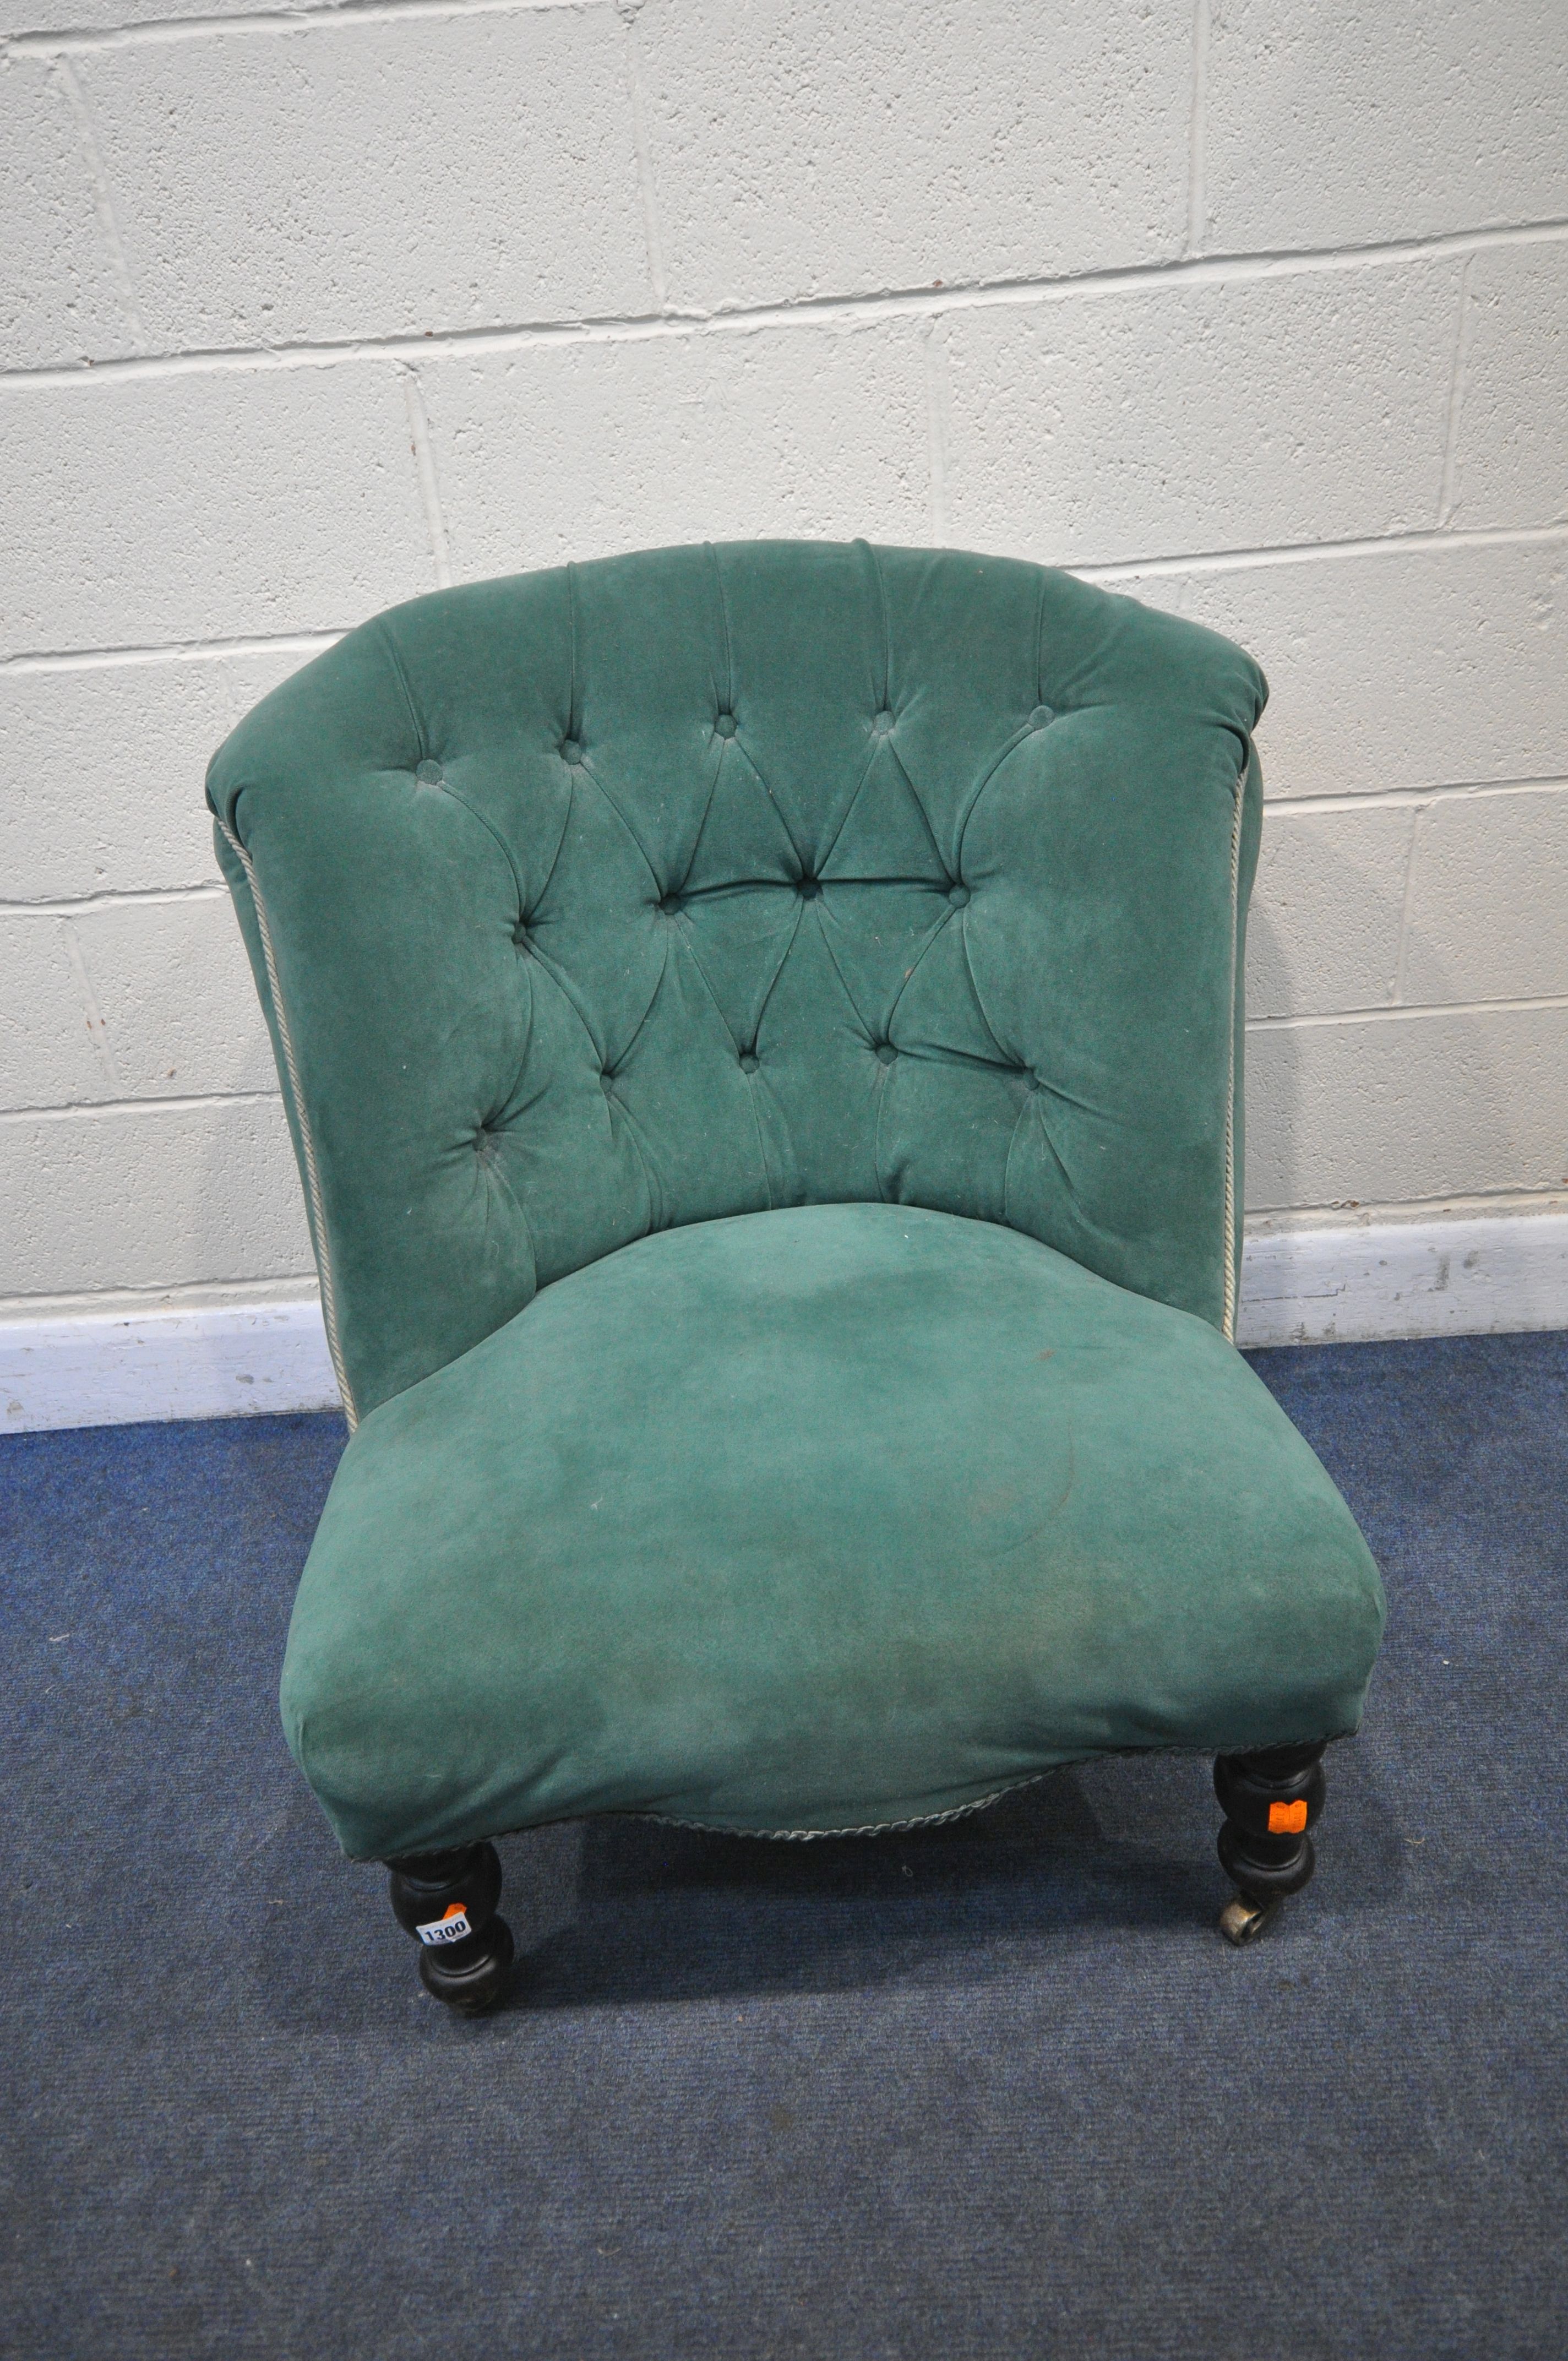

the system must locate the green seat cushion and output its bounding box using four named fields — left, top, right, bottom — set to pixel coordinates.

left=283, top=1203, right=1385, bottom=1862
